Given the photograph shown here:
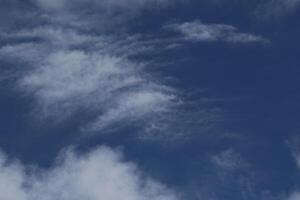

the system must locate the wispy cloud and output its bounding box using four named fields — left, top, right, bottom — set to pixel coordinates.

left=0, top=147, right=179, bottom=200
left=166, top=20, right=268, bottom=44
left=0, top=25, right=178, bottom=134
left=256, top=0, right=300, bottom=19
left=32, top=0, right=173, bottom=31
left=86, top=89, right=176, bottom=131
left=0, top=2, right=226, bottom=140
left=287, top=136, right=300, bottom=169
left=211, top=149, right=245, bottom=171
